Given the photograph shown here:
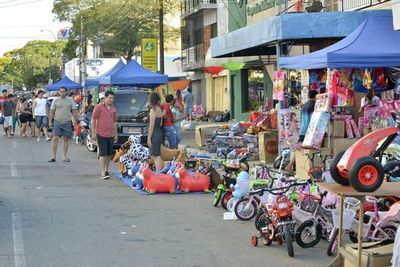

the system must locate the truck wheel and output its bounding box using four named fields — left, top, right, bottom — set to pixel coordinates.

left=330, top=151, right=349, bottom=186
left=349, top=157, right=384, bottom=192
